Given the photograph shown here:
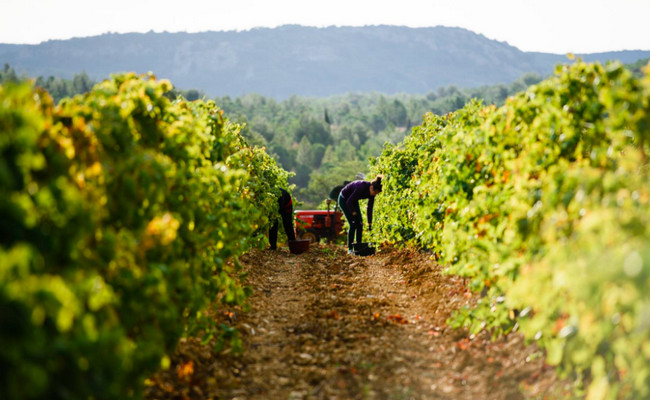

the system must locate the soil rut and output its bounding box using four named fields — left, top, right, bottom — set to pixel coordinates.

left=146, top=245, right=564, bottom=400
